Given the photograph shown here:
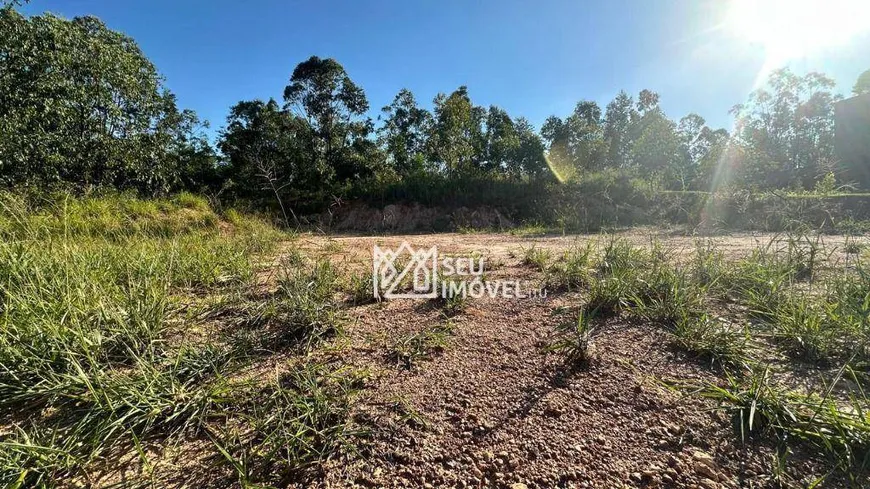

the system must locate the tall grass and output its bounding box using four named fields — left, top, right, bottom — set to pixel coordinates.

left=0, top=192, right=290, bottom=485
